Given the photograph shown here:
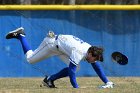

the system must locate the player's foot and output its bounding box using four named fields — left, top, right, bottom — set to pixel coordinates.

left=99, top=82, right=114, bottom=89
left=6, top=27, right=25, bottom=39
left=41, top=76, right=56, bottom=88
